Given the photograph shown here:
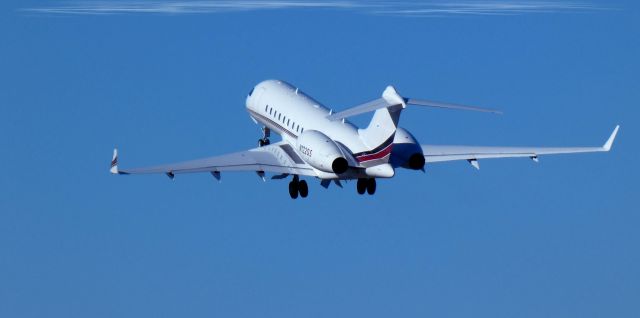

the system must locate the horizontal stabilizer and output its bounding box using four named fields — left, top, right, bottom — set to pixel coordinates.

left=327, top=98, right=390, bottom=121
left=327, top=86, right=501, bottom=121
left=406, top=98, right=502, bottom=114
